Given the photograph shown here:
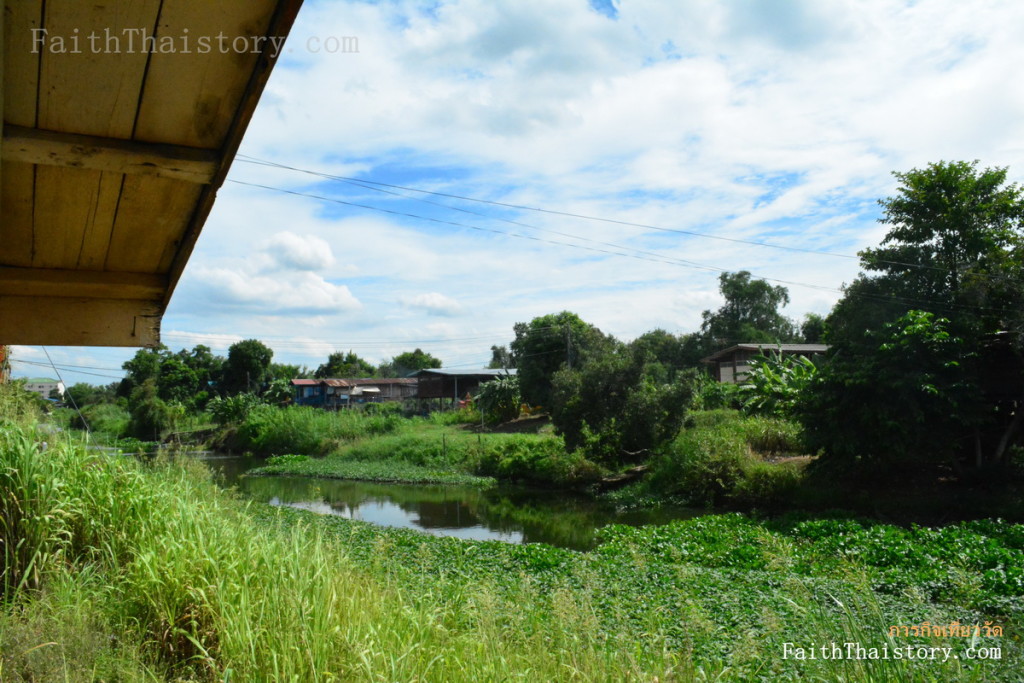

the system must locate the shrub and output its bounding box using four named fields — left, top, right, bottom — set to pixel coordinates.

left=473, top=435, right=598, bottom=485
left=76, top=402, right=131, bottom=437
left=476, top=375, right=521, bottom=424
left=234, top=406, right=404, bottom=456
left=644, top=412, right=807, bottom=508
left=731, top=460, right=804, bottom=508
left=427, top=406, right=481, bottom=426
left=206, top=392, right=262, bottom=427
